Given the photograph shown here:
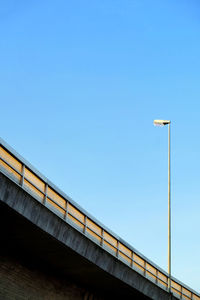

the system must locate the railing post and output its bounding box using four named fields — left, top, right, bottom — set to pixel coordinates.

left=84, top=215, right=87, bottom=234
left=65, top=201, right=69, bottom=220
left=101, top=229, right=104, bottom=246
left=156, top=269, right=158, bottom=284
left=180, top=285, right=183, bottom=299
left=21, top=164, right=25, bottom=187
left=116, top=241, right=119, bottom=258
left=44, top=184, right=48, bottom=205
left=131, top=251, right=134, bottom=268
left=144, top=261, right=147, bottom=277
